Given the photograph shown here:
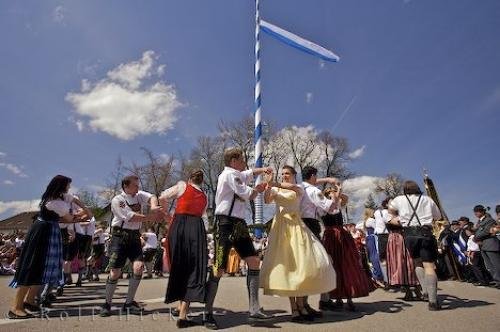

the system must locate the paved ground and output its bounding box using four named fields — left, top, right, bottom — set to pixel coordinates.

left=0, top=275, right=499, bottom=331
